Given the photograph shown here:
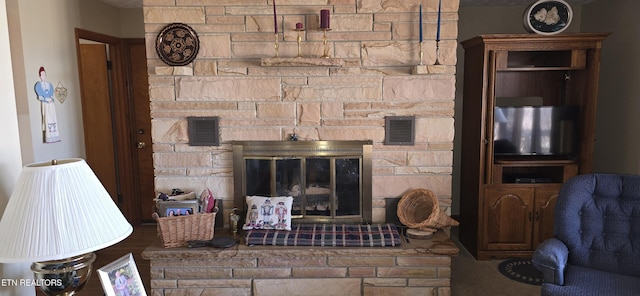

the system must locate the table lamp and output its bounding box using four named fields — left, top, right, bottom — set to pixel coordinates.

left=0, top=158, right=133, bottom=295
